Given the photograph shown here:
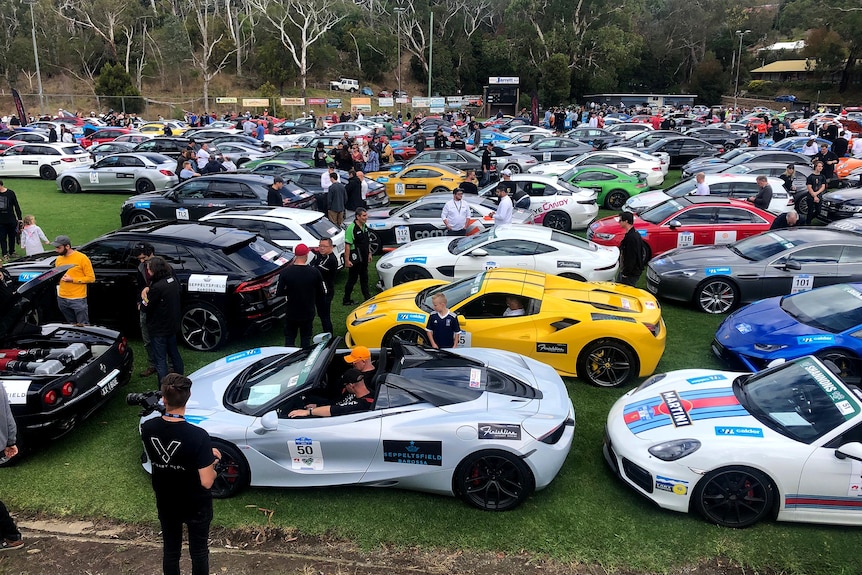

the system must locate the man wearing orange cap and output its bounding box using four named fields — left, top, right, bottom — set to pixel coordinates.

left=344, top=345, right=376, bottom=377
